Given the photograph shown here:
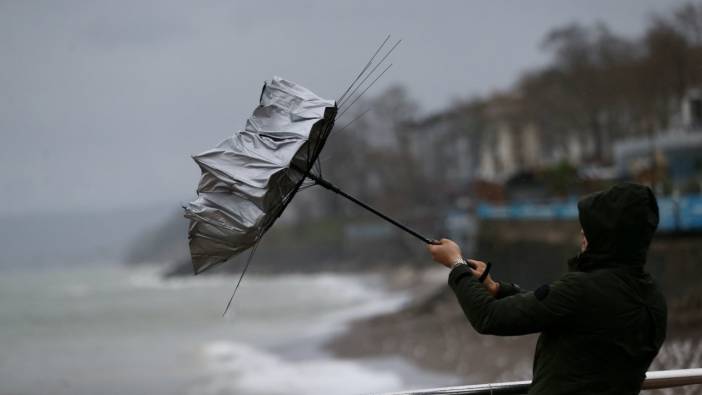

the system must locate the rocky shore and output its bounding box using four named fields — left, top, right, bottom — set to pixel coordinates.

left=325, top=266, right=702, bottom=393
left=325, top=267, right=537, bottom=385
left=325, top=222, right=702, bottom=393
